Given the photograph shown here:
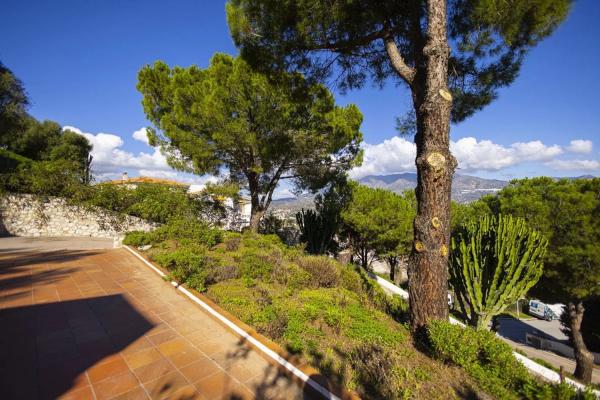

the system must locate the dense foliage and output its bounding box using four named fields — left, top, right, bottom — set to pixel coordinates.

left=227, top=0, right=570, bottom=122
left=488, top=178, right=600, bottom=305
left=0, top=62, right=93, bottom=192
left=450, top=214, right=547, bottom=330
left=341, top=183, right=415, bottom=279
left=0, top=61, right=29, bottom=146
left=452, top=177, right=600, bottom=383
left=137, top=53, right=363, bottom=230
left=296, top=179, right=353, bottom=255
left=296, top=208, right=338, bottom=255
left=226, top=0, right=571, bottom=331
left=428, top=321, right=594, bottom=400
left=73, top=183, right=209, bottom=224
